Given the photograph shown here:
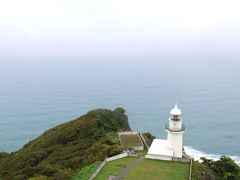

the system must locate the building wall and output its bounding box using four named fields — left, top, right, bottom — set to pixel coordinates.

left=145, top=154, right=172, bottom=161
left=167, top=132, right=183, bottom=158
left=133, top=145, right=144, bottom=150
